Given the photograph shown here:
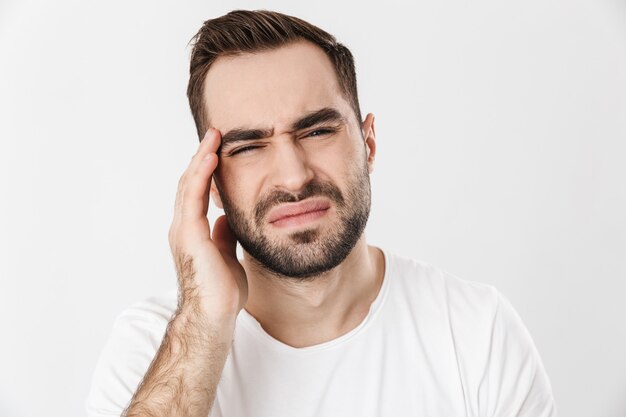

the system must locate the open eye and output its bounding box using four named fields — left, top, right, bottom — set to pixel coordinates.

left=305, top=128, right=335, bottom=138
